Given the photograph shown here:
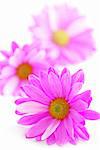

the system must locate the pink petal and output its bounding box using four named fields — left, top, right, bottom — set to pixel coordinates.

left=81, top=110, right=100, bottom=120
left=56, top=4, right=81, bottom=29
left=40, top=72, right=54, bottom=99
left=71, top=90, right=92, bottom=106
left=35, top=135, right=41, bottom=141
left=75, top=126, right=89, bottom=140
left=60, top=68, right=68, bottom=78
left=61, top=69, right=71, bottom=98
left=48, top=67, right=59, bottom=77
left=9, top=48, right=25, bottom=67
left=47, top=134, right=55, bottom=145
left=62, top=47, right=83, bottom=64
left=0, top=66, right=15, bottom=78
left=68, top=82, right=83, bottom=102
left=0, top=51, right=10, bottom=58
left=54, top=122, right=68, bottom=145
left=71, top=29, right=95, bottom=50
left=67, top=17, right=87, bottom=37
left=15, top=98, right=35, bottom=105
left=66, top=36, right=95, bottom=62
left=70, top=109, right=84, bottom=123
left=15, top=97, right=48, bottom=105
left=16, top=101, right=48, bottom=114
left=69, top=137, right=77, bottom=145
left=26, top=117, right=52, bottom=138
left=0, top=61, right=7, bottom=69
left=18, top=112, right=49, bottom=125
left=33, top=62, right=47, bottom=75
left=24, top=46, right=40, bottom=62
left=15, top=110, right=25, bottom=115
left=11, top=41, right=19, bottom=52
left=31, top=8, right=51, bottom=32
left=70, top=100, right=88, bottom=112
left=28, top=49, right=45, bottom=63
left=48, top=72, right=62, bottom=98
left=41, top=119, right=60, bottom=140
left=22, top=85, right=51, bottom=105
left=64, top=116, right=74, bottom=139
left=28, top=74, right=42, bottom=89
left=69, top=132, right=78, bottom=145
left=72, top=69, right=84, bottom=84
